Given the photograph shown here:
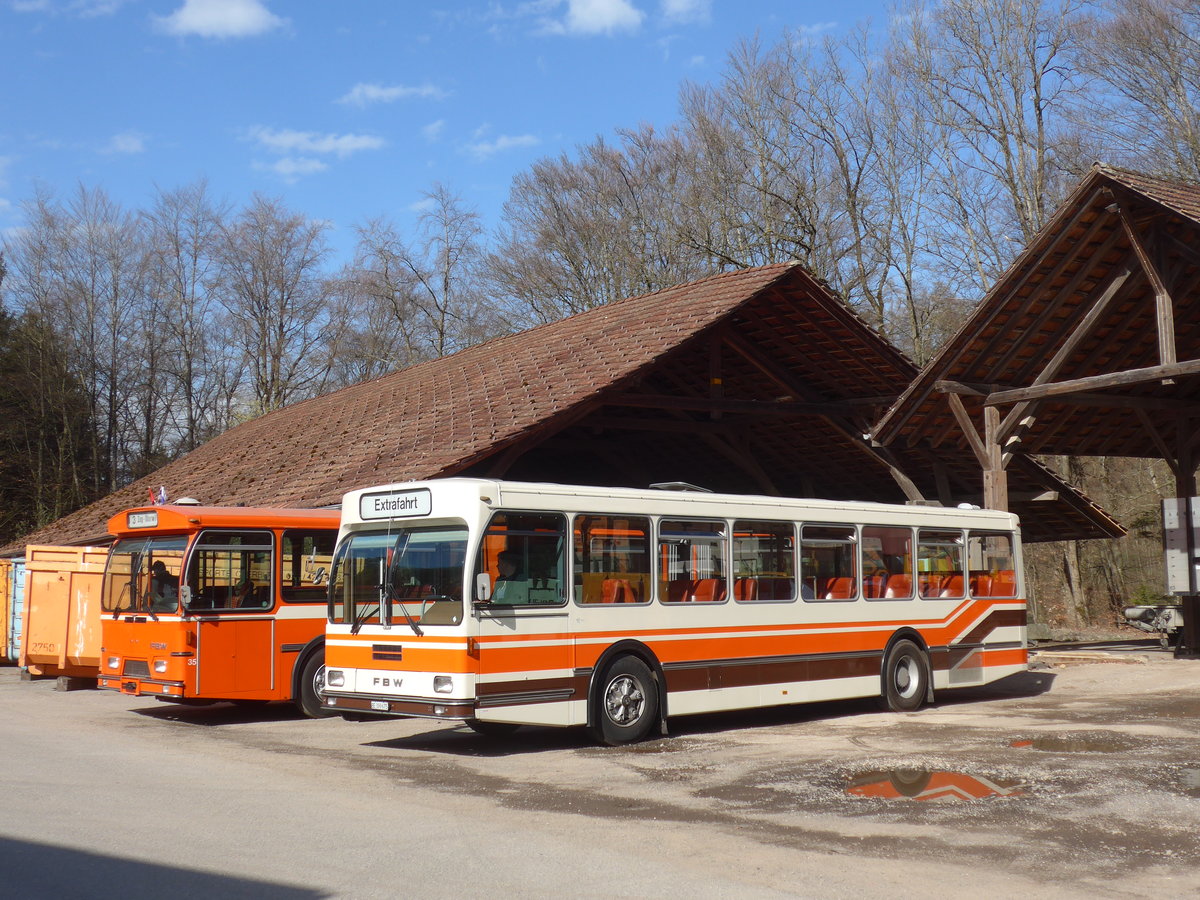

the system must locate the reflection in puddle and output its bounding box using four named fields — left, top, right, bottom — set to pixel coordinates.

left=1183, top=769, right=1200, bottom=797
left=846, top=769, right=1027, bottom=802
left=1010, top=732, right=1136, bottom=754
